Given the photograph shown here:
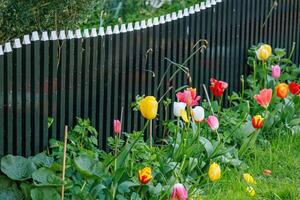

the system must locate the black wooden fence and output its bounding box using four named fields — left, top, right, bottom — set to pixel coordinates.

left=1, top=0, right=300, bottom=156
